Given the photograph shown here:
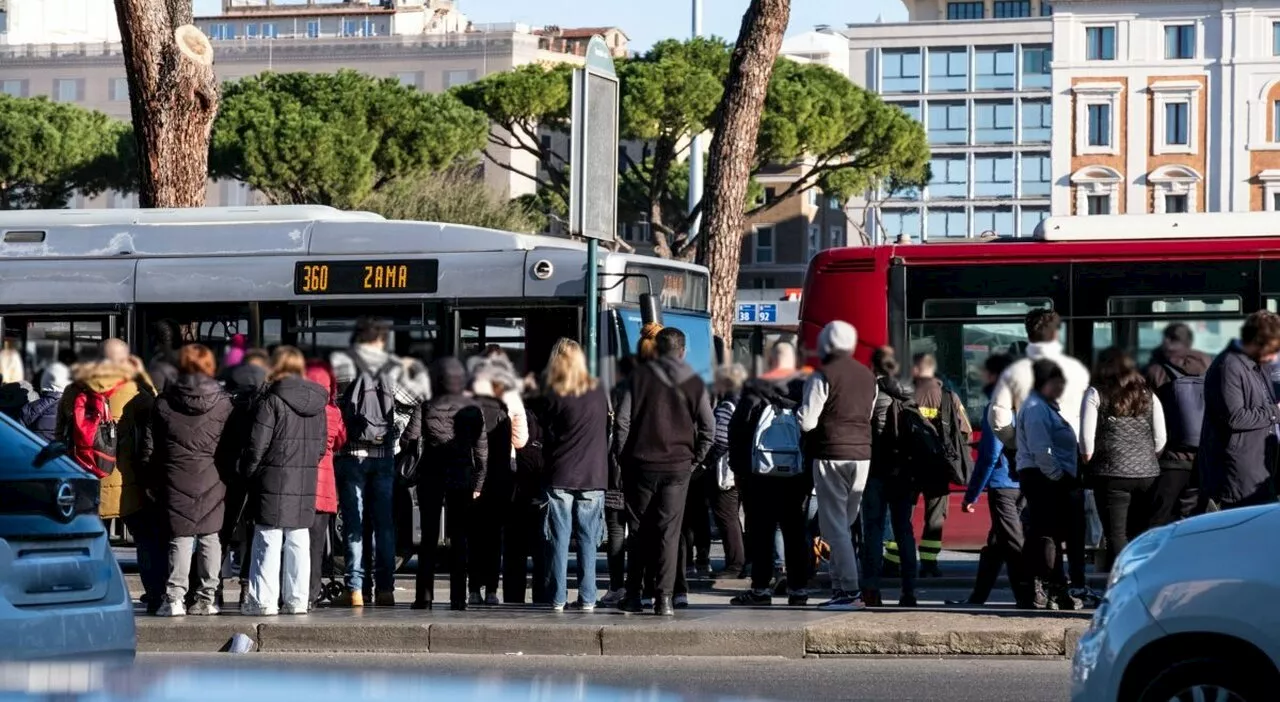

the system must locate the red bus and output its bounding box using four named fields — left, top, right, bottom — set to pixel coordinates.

left=799, top=212, right=1280, bottom=550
